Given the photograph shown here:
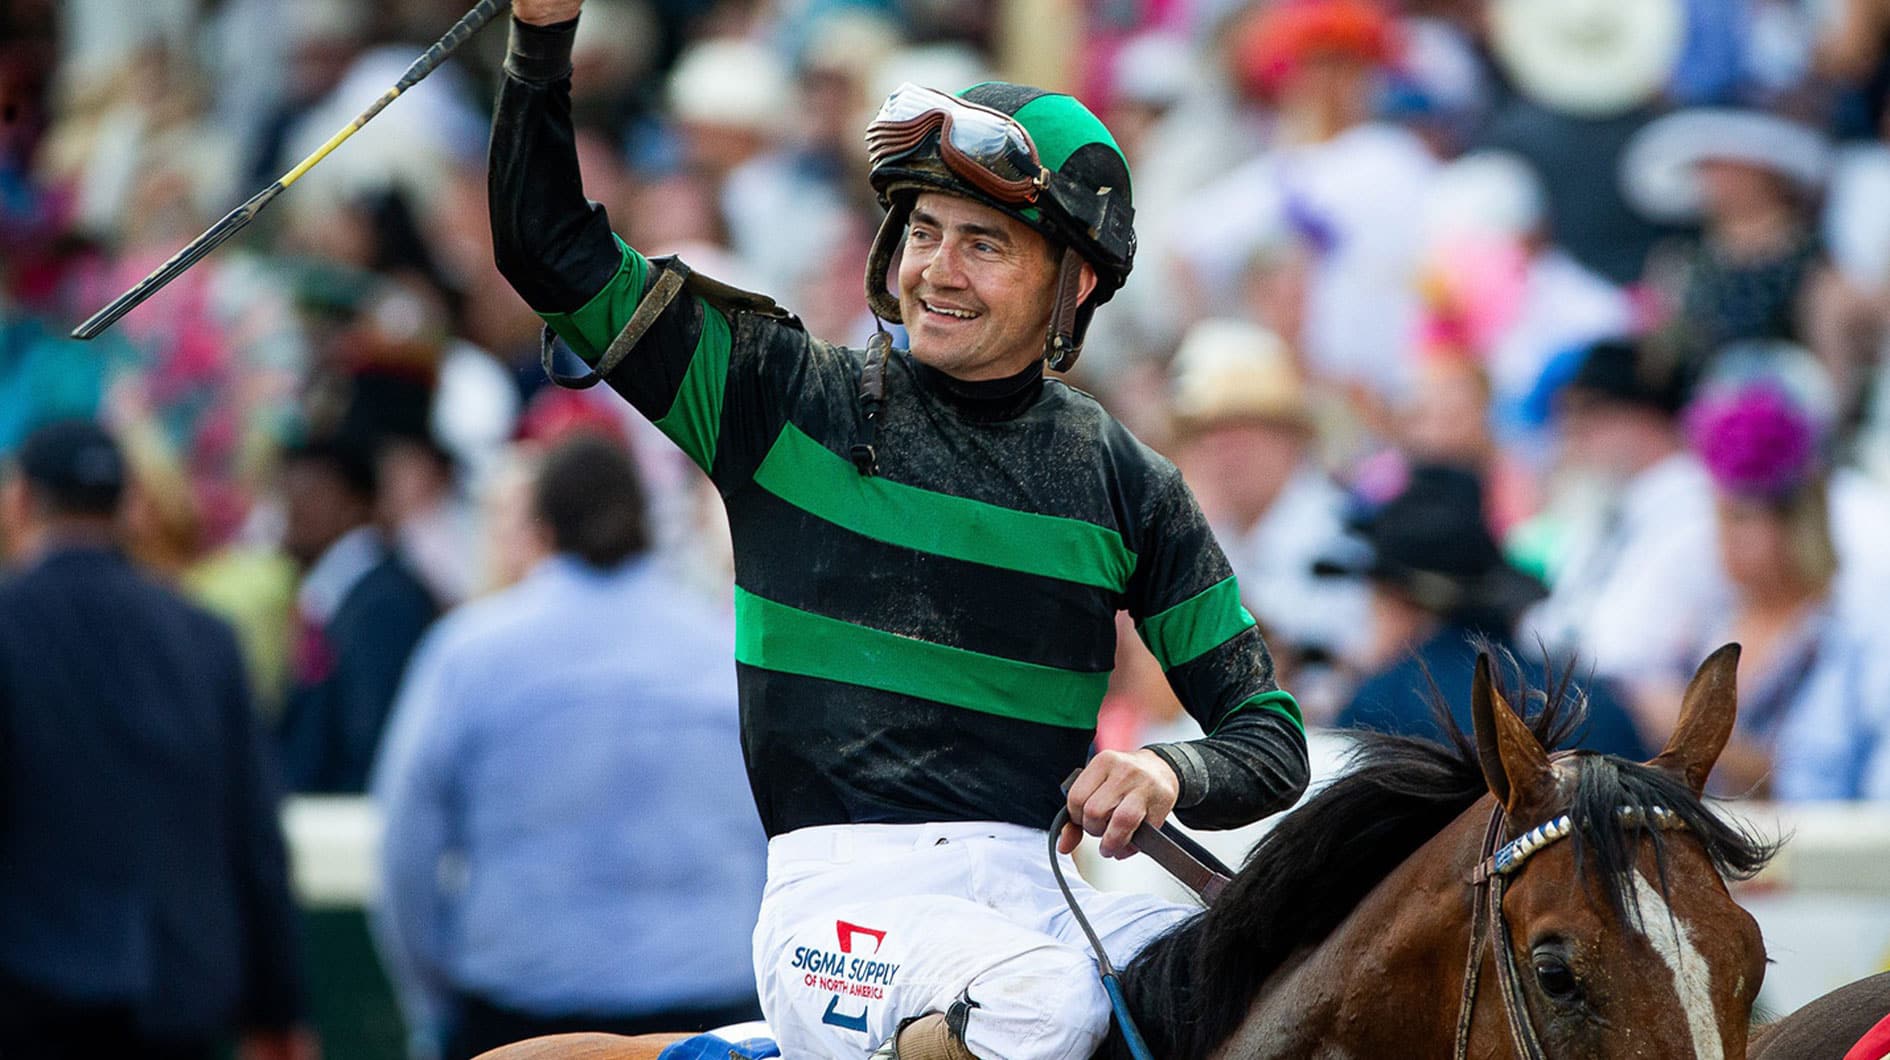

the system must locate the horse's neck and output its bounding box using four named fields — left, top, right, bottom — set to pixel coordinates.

left=1209, top=806, right=1487, bottom=1059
